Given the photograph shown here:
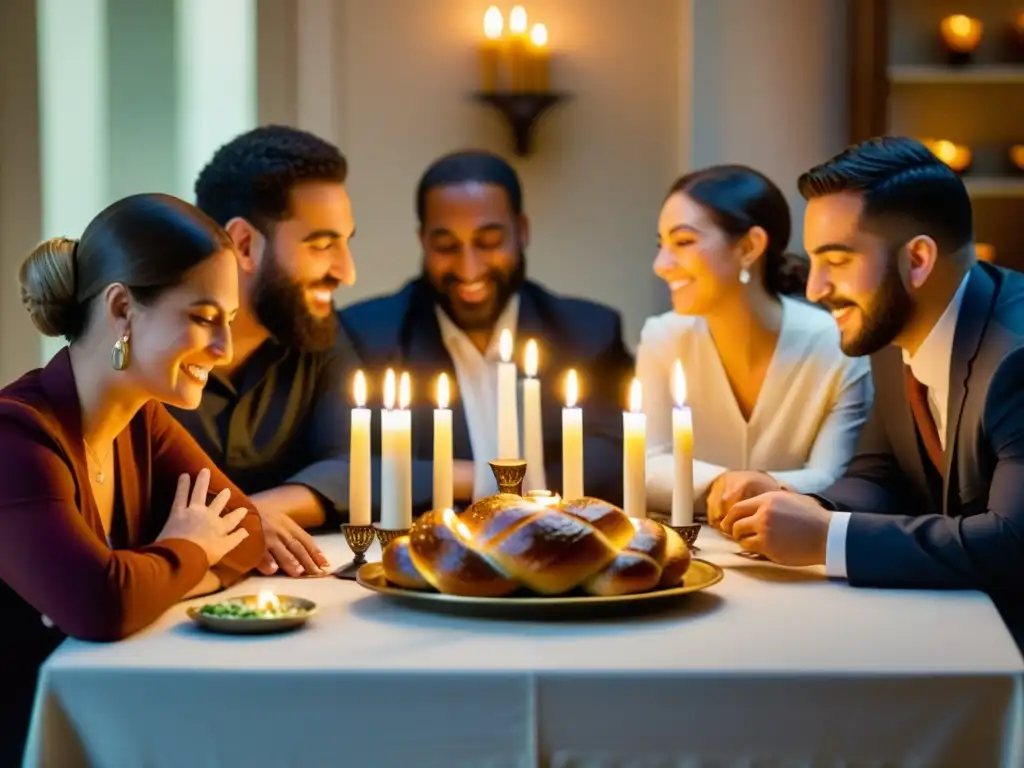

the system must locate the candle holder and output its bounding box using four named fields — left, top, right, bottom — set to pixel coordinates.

left=333, top=523, right=376, bottom=580
left=472, top=92, right=570, bottom=157
left=939, top=15, right=983, bottom=66
left=489, top=458, right=527, bottom=496
left=668, top=523, right=702, bottom=552
left=373, top=523, right=410, bottom=549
